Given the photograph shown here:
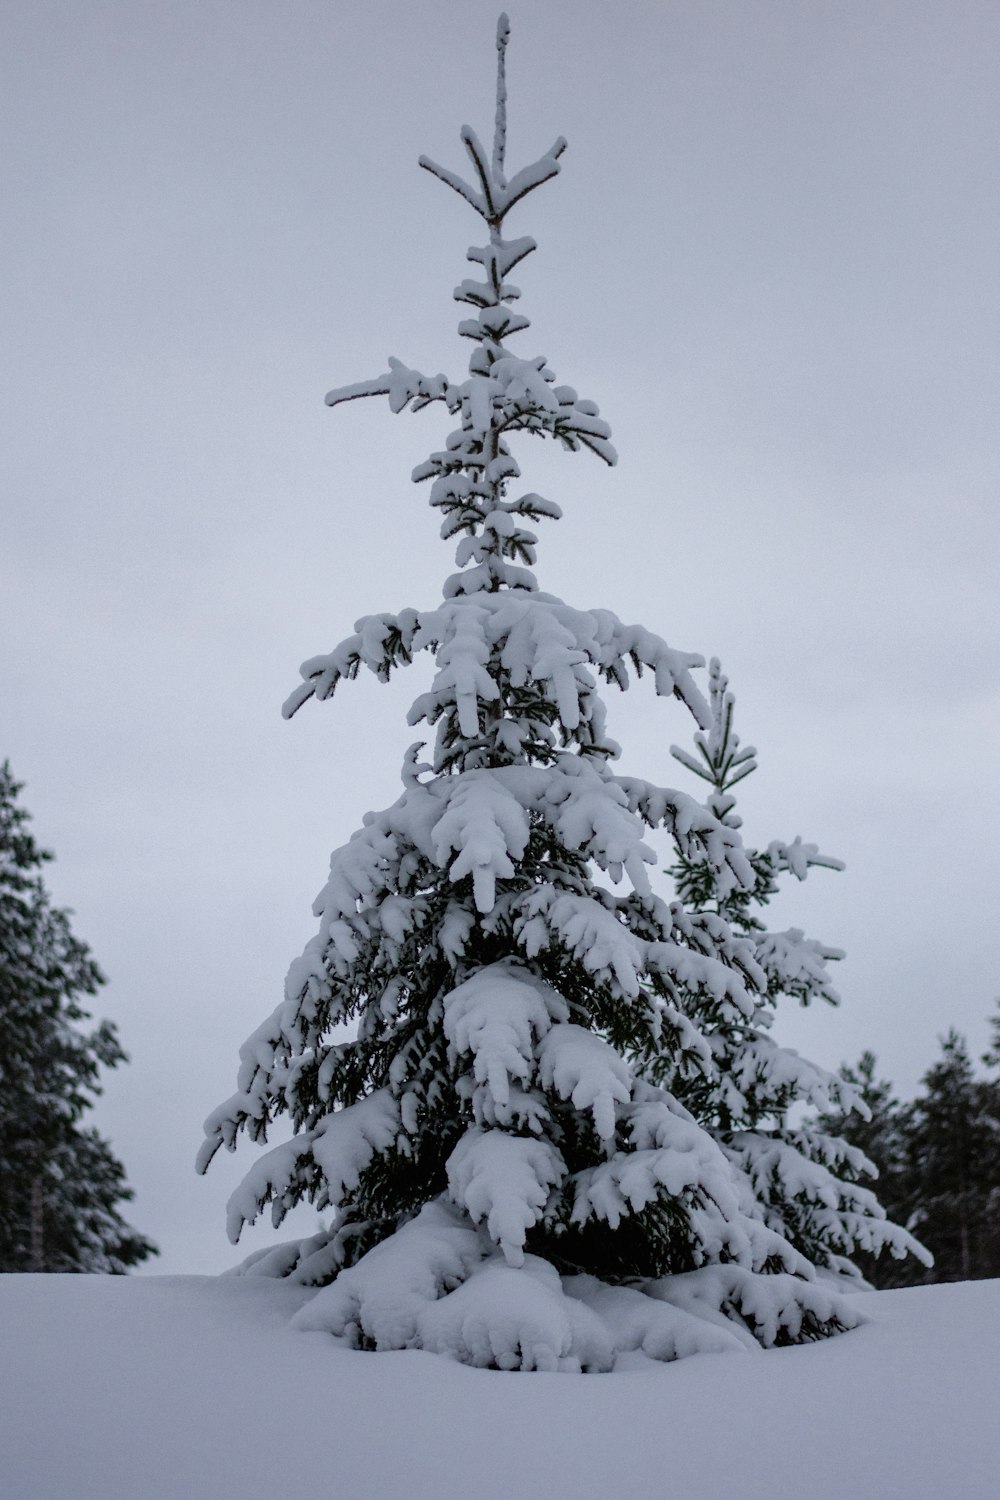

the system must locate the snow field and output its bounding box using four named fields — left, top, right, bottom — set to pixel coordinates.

left=2, top=1273, right=997, bottom=1500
